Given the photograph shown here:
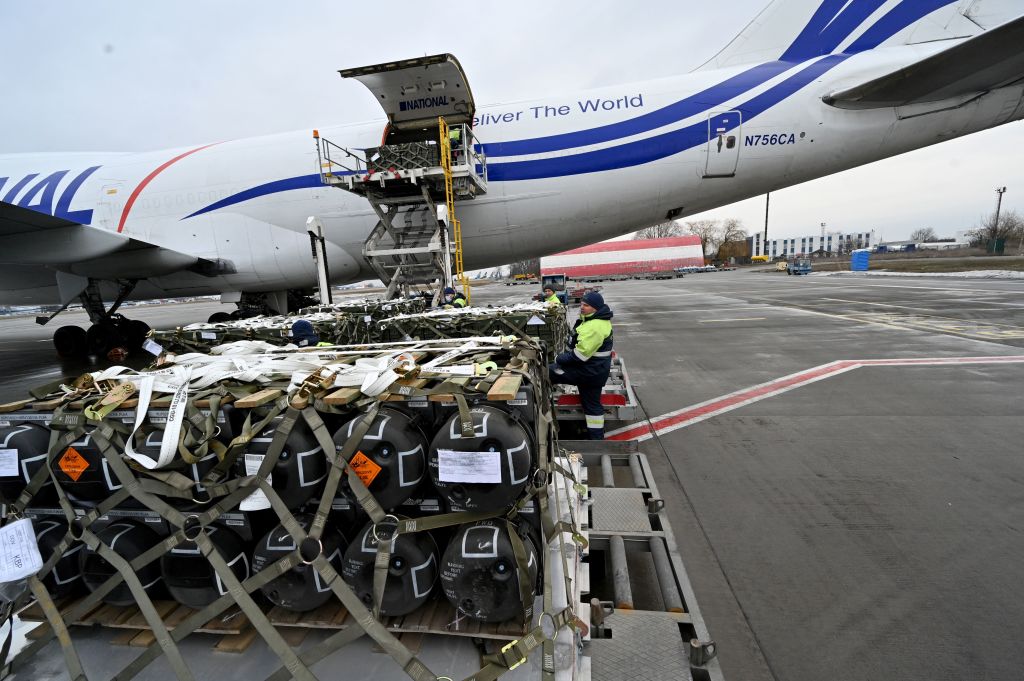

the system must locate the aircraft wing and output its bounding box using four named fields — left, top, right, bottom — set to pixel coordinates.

left=824, top=16, right=1024, bottom=110
left=0, top=200, right=230, bottom=279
